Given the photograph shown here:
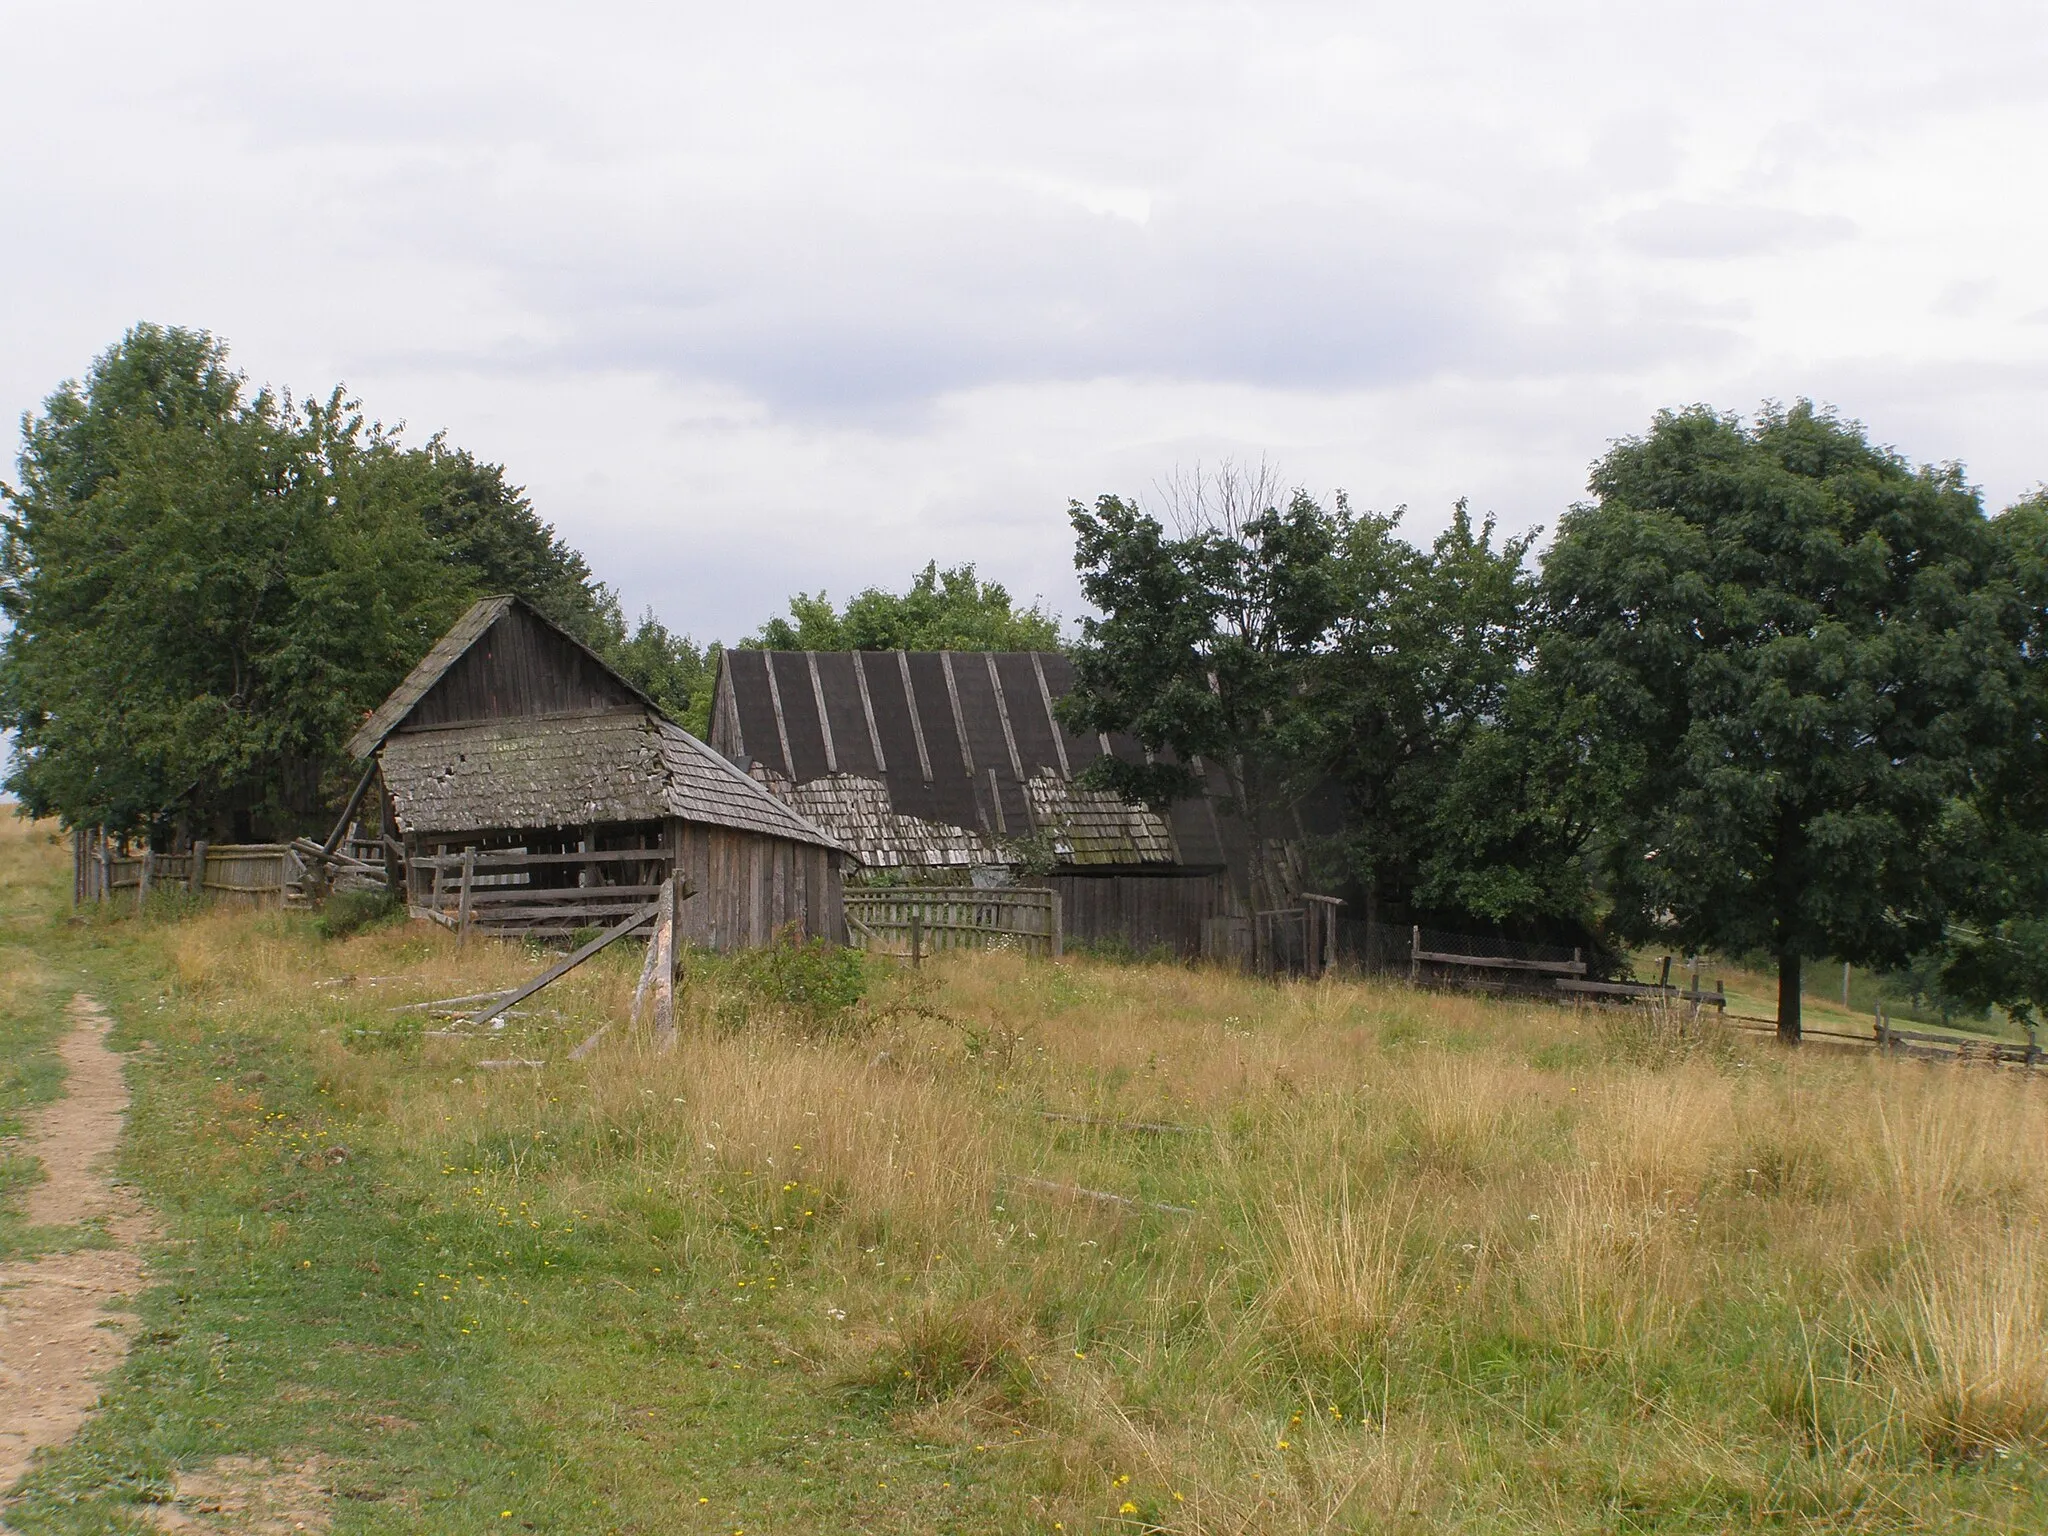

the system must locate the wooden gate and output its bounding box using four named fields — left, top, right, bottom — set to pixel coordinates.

left=844, top=887, right=1062, bottom=960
